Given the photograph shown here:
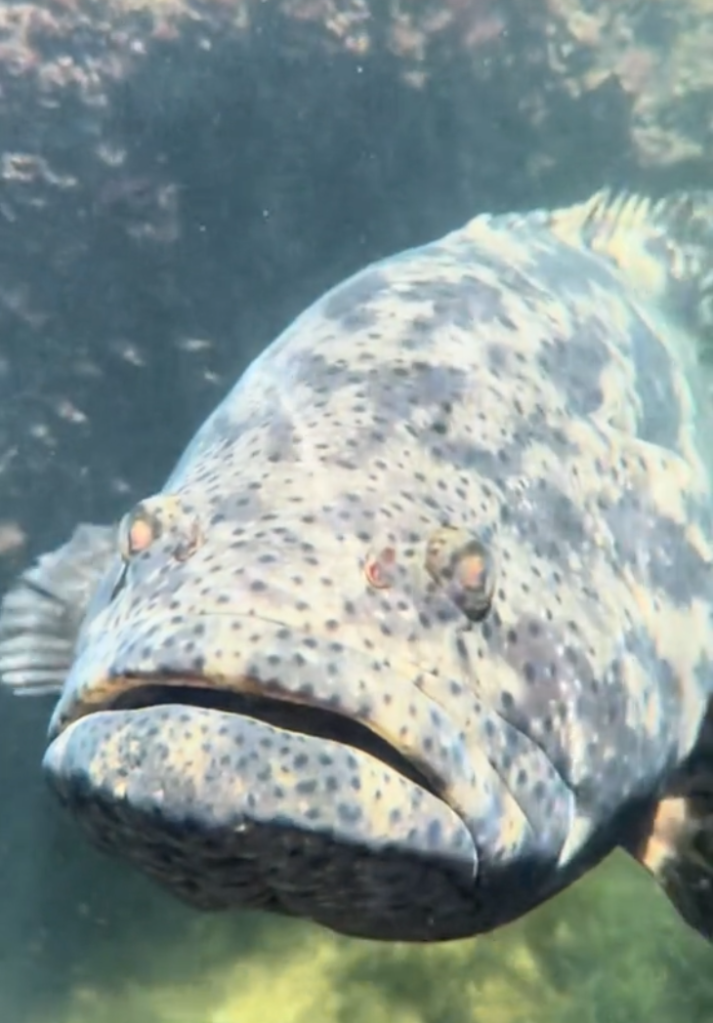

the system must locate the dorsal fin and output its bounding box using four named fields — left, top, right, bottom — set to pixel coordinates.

left=0, top=523, right=118, bottom=695
left=545, top=188, right=713, bottom=360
